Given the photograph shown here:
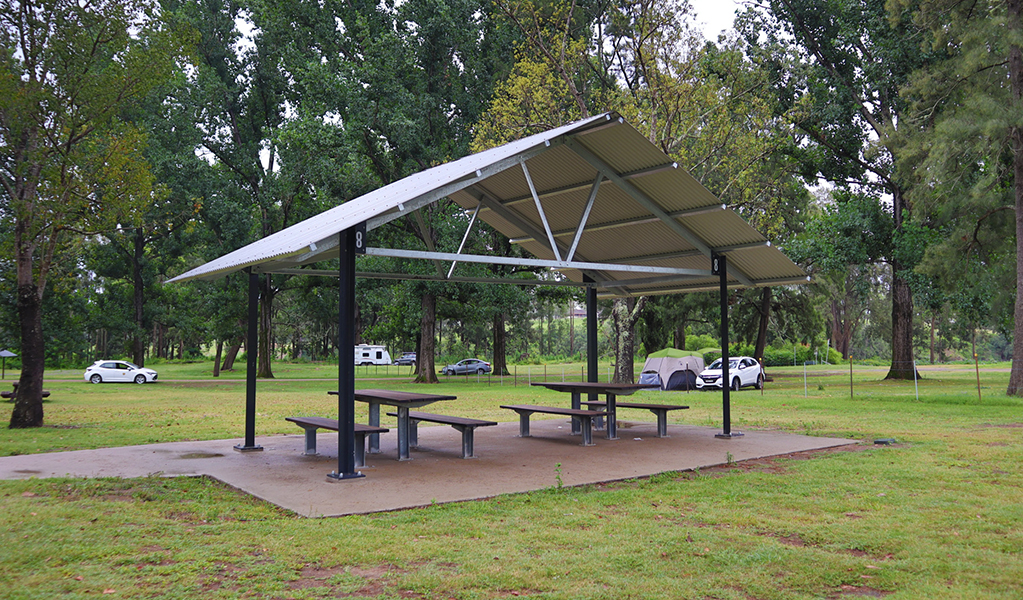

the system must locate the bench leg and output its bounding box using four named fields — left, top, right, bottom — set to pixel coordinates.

left=516, top=411, right=532, bottom=437
left=301, top=427, right=319, bottom=455
left=354, top=432, right=367, bottom=468
left=587, top=403, right=605, bottom=432
left=367, top=403, right=381, bottom=454
left=654, top=410, right=669, bottom=437
left=454, top=425, right=477, bottom=458
left=579, top=416, right=595, bottom=446
left=397, top=407, right=412, bottom=461
left=408, top=419, right=419, bottom=449
left=570, top=391, right=581, bottom=435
